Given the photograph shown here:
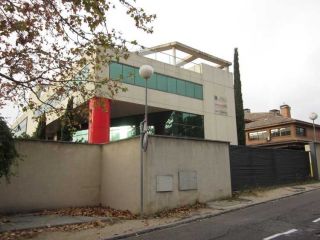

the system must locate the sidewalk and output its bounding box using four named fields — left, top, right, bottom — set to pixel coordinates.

left=0, top=215, right=112, bottom=233
left=1, top=181, right=320, bottom=240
